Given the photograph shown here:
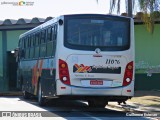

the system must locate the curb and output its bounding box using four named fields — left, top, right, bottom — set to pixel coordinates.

left=0, top=91, right=23, bottom=96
